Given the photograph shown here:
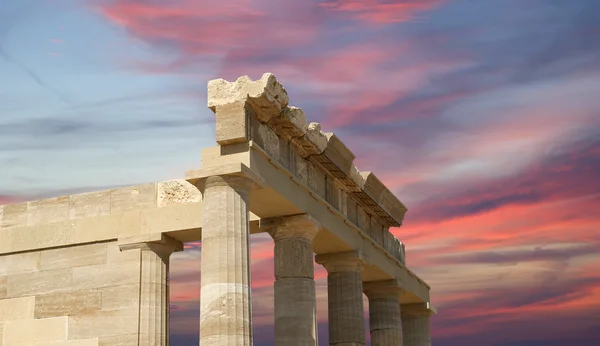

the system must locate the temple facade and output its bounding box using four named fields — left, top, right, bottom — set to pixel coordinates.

left=0, top=73, right=435, bottom=345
